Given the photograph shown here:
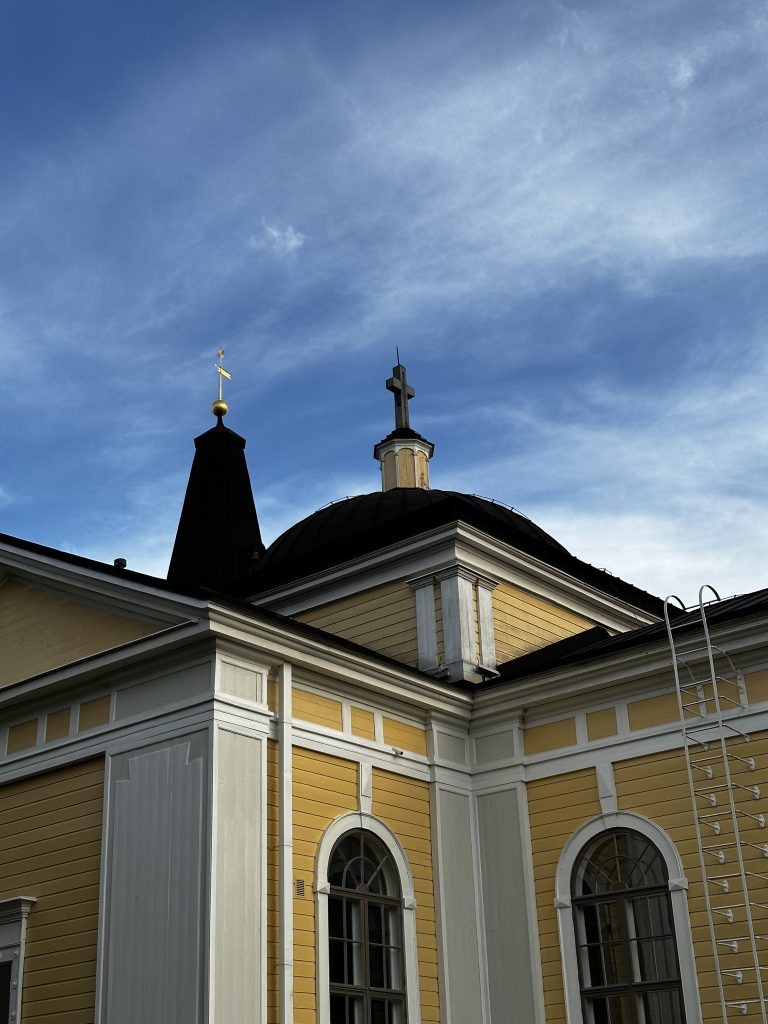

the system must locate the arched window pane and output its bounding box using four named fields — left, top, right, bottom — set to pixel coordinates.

left=328, top=830, right=406, bottom=1024
left=571, top=829, right=685, bottom=1024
